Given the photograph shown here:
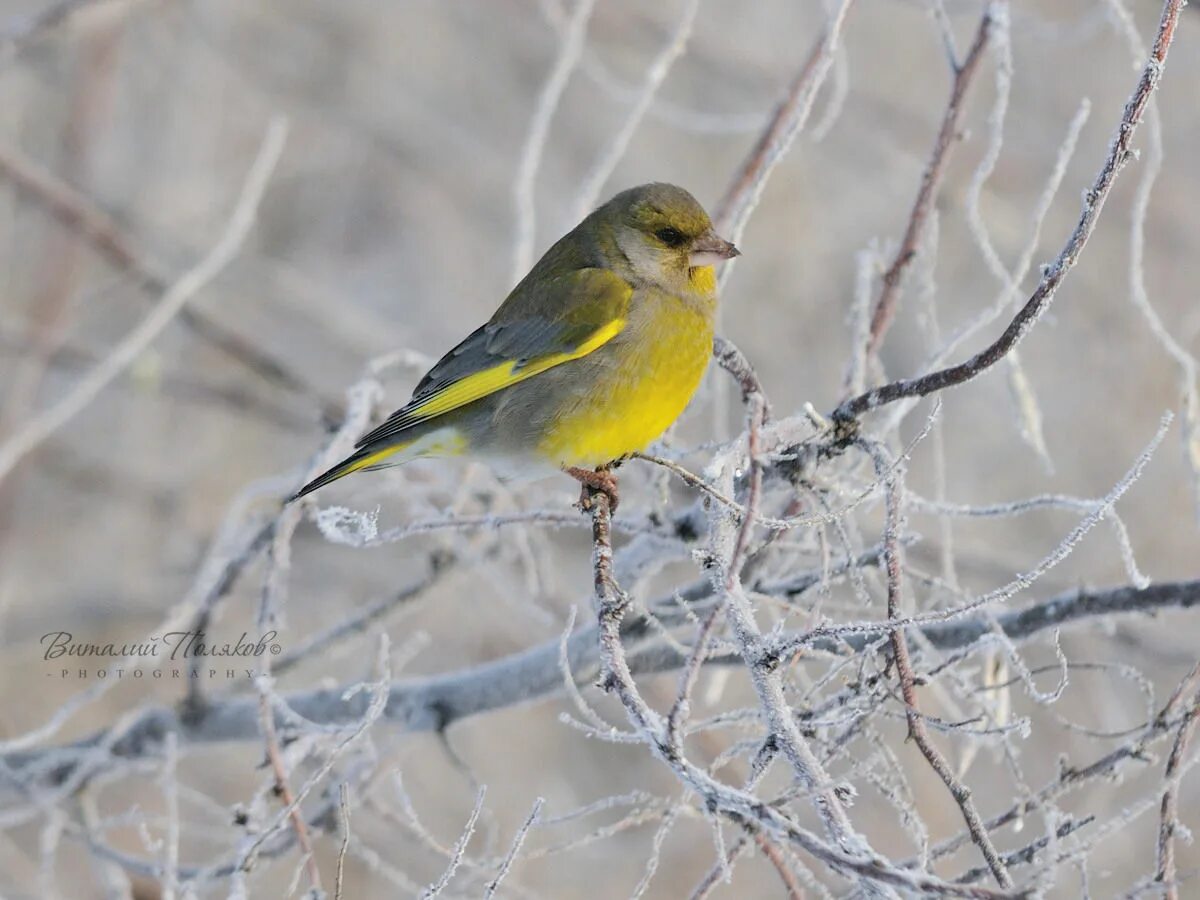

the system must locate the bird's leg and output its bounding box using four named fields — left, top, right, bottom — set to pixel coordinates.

left=566, top=465, right=620, bottom=513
